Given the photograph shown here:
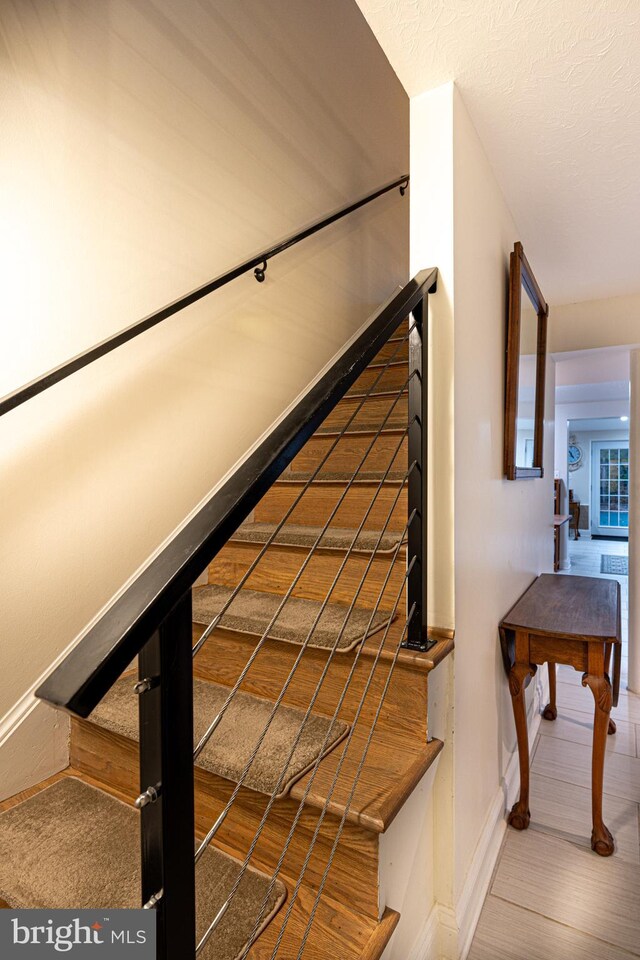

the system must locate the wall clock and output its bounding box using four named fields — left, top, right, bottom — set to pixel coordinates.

left=568, top=435, right=583, bottom=472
